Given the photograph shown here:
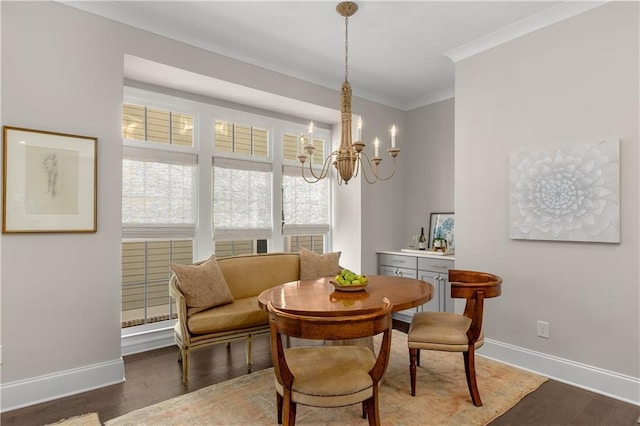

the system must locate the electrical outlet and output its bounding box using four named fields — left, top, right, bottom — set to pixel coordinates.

left=537, top=321, right=550, bottom=338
